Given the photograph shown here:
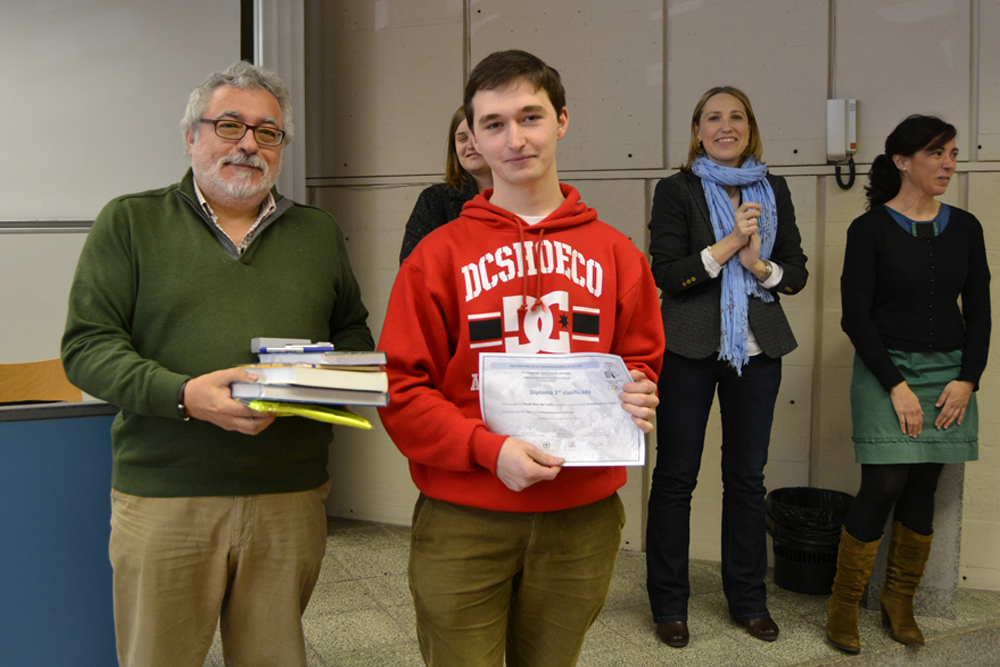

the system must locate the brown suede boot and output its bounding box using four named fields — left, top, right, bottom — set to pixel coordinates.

left=880, top=521, right=933, bottom=645
left=827, top=527, right=882, bottom=654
